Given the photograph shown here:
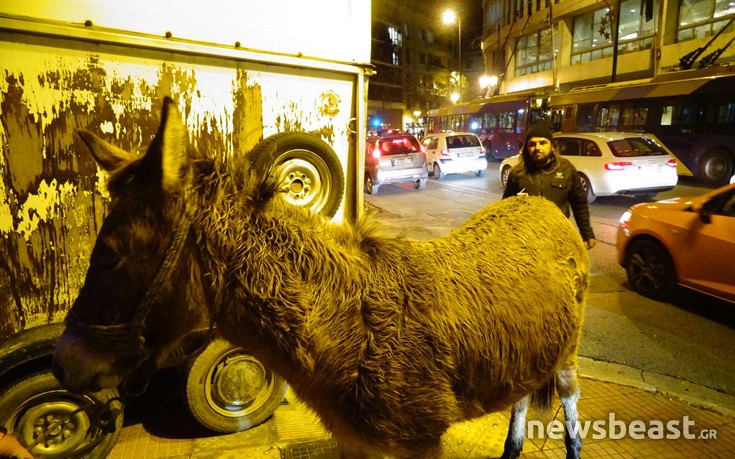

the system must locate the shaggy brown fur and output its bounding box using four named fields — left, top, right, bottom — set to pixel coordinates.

left=53, top=98, right=589, bottom=459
